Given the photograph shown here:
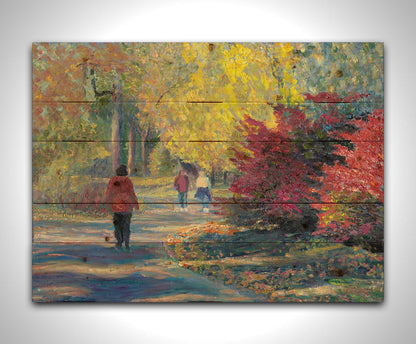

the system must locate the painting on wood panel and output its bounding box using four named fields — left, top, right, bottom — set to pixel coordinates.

left=32, top=42, right=384, bottom=302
